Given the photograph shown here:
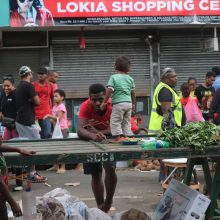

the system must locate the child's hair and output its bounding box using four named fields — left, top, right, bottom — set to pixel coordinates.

left=3, top=74, right=15, bottom=85
left=115, top=56, right=131, bottom=73
left=54, top=89, right=66, bottom=99
left=180, top=82, right=189, bottom=92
